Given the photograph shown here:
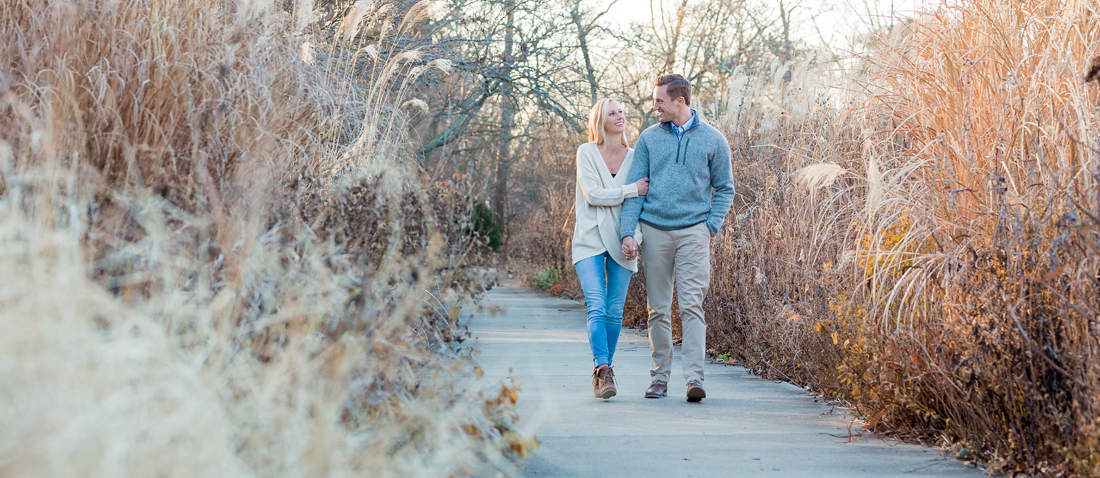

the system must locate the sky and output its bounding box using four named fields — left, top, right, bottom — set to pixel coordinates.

left=602, top=0, right=923, bottom=50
